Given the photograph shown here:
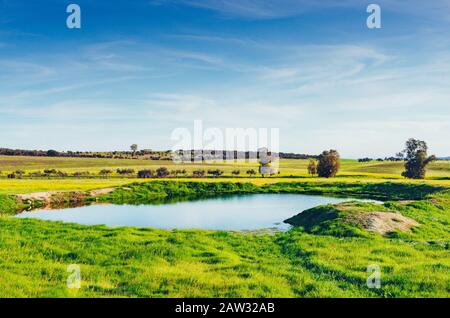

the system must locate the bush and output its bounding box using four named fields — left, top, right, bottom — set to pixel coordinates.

left=307, top=160, right=317, bottom=176
left=99, top=169, right=112, bottom=177
left=73, top=171, right=90, bottom=177
left=117, top=168, right=135, bottom=175
left=207, top=169, right=224, bottom=178
left=193, top=170, right=206, bottom=178
left=317, top=150, right=340, bottom=178
left=156, top=167, right=170, bottom=178
left=138, top=170, right=155, bottom=178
